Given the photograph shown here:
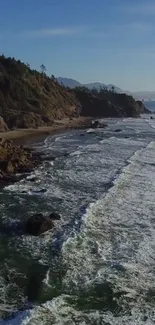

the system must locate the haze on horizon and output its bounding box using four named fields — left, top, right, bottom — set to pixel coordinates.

left=1, top=0, right=155, bottom=92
